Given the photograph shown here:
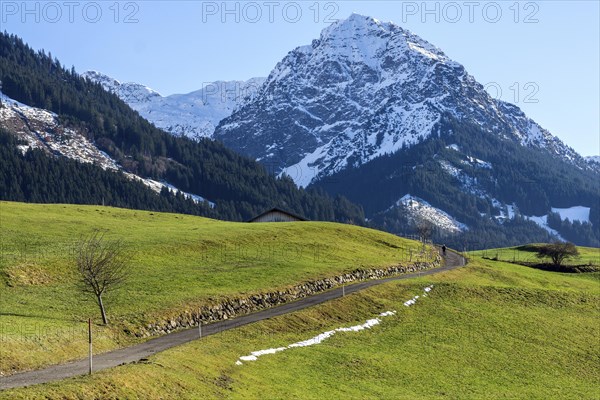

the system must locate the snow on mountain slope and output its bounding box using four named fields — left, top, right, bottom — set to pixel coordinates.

left=437, top=156, right=490, bottom=199
left=83, top=70, right=162, bottom=103
left=551, top=206, right=591, bottom=224
left=214, top=13, right=589, bottom=187
left=82, top=71, right=265, bottom=139
left=0, top=91, right=119, bottom=168
left=524, top=214, right=564, bottom=241
left=584, top=156, right=600, bottom=174
left=393, top=194, right=467, bottom=234
left=0, top=91, right=213, bottom=205
left=521, top=206, right=590, bottom=241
